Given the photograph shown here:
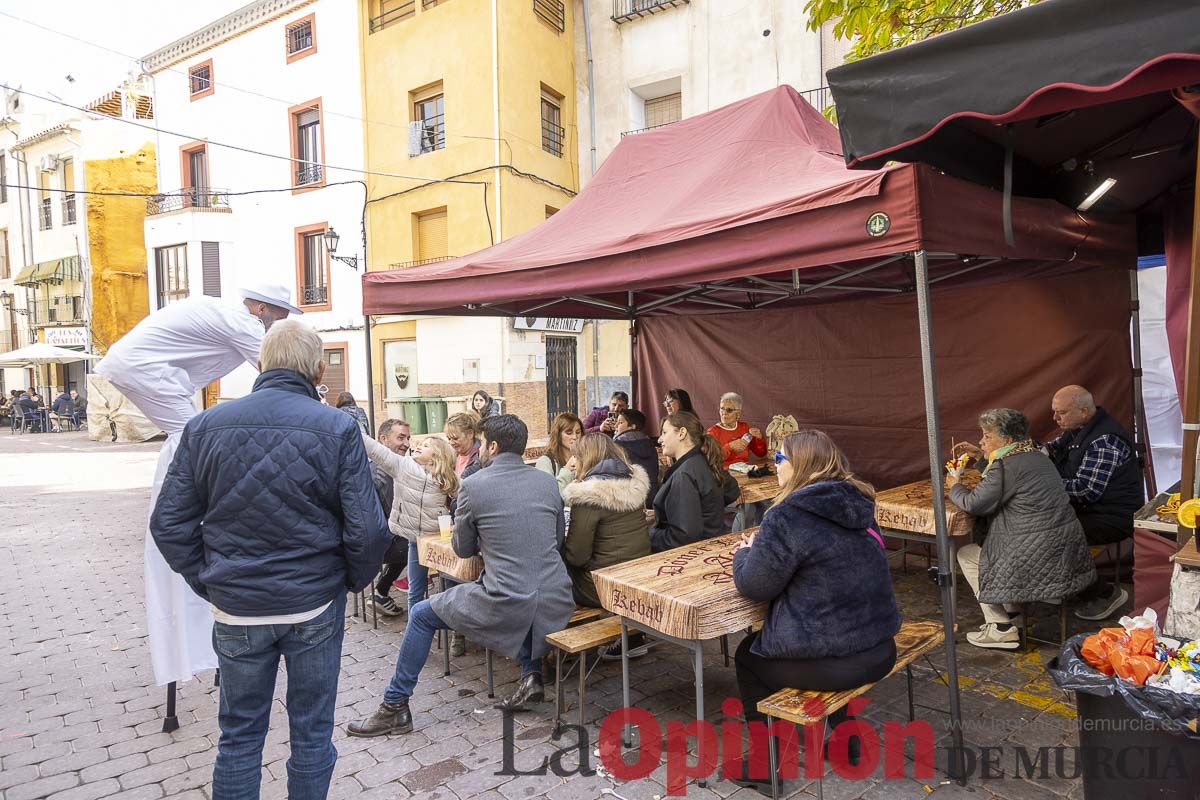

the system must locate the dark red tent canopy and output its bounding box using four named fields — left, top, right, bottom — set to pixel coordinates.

left=362, top=86, right=1132, bottom=319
